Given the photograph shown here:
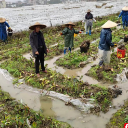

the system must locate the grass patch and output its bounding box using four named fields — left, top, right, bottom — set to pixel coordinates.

left=56, top=41, right=99, bottom=69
